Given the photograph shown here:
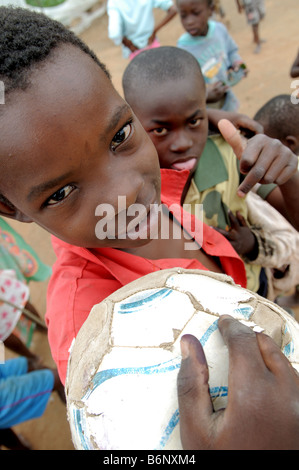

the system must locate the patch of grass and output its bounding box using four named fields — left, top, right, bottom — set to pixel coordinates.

left=26, top=0, right=66, bottom=7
